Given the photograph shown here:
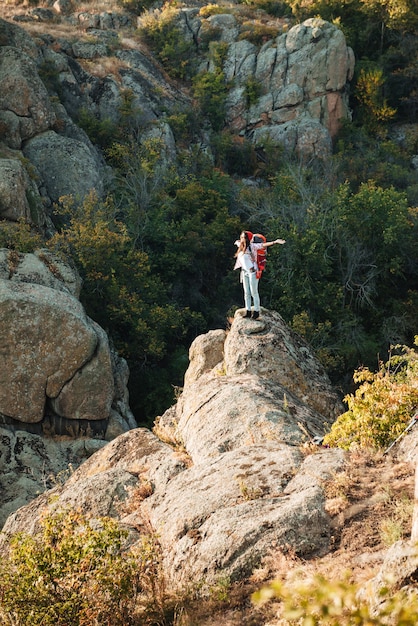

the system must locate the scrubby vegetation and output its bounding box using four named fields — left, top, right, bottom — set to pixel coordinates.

left=1, top=3, right=417, bottom=623
left=4, top=0, right=418, bottom=429
left=324, top=337, right=418, bottom=450
left=253, top=571, right=418, bottom=625
left=0, top=509, right=176, bottom=626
